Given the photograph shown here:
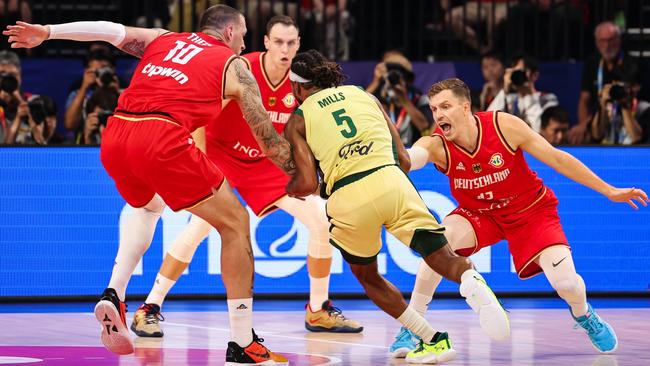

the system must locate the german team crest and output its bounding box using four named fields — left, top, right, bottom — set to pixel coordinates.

left=489, top=153, right=504, bottom=168
left=472, top=163, right=482, bottom=173
left=268, top=96, right=277, bottom=107
left=282, top=93, right=295, bottom=108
